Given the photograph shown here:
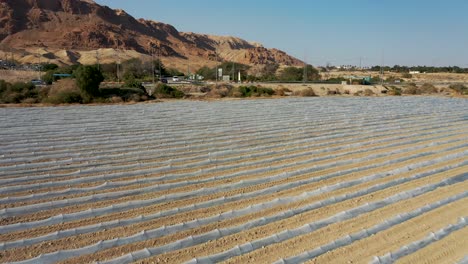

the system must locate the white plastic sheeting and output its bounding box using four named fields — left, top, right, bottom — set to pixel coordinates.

left=273, top=193, right=468, bottom=264
left=74, top=176, right=466, bottom=264
left=1, top=126, right=464, bottom=204
left=3, top=159, right=465, bottom=252
left=2, top=148, right=465, bottom=236
left=1, top=114, right=457, bottom=168
left=2, top=141, right=466, bottom=218
left=1, top=97, right=467, bottom=264
left=3, top=120, right=463, bottom=197
left=459, top=256, right=468, bottom=264
left=185, top=175, right=468, bottom=264
left=370, top=217, right=467, bottom=264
